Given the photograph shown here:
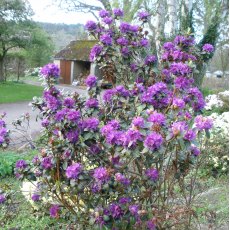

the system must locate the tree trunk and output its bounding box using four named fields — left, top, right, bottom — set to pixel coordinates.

left=0, top=57, right=4, bottom=82
left=193, top=62, right=207, bottom=88
left=155, top=0, right=166, bottom=60
left=167, top=0, right=178, bottom=35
